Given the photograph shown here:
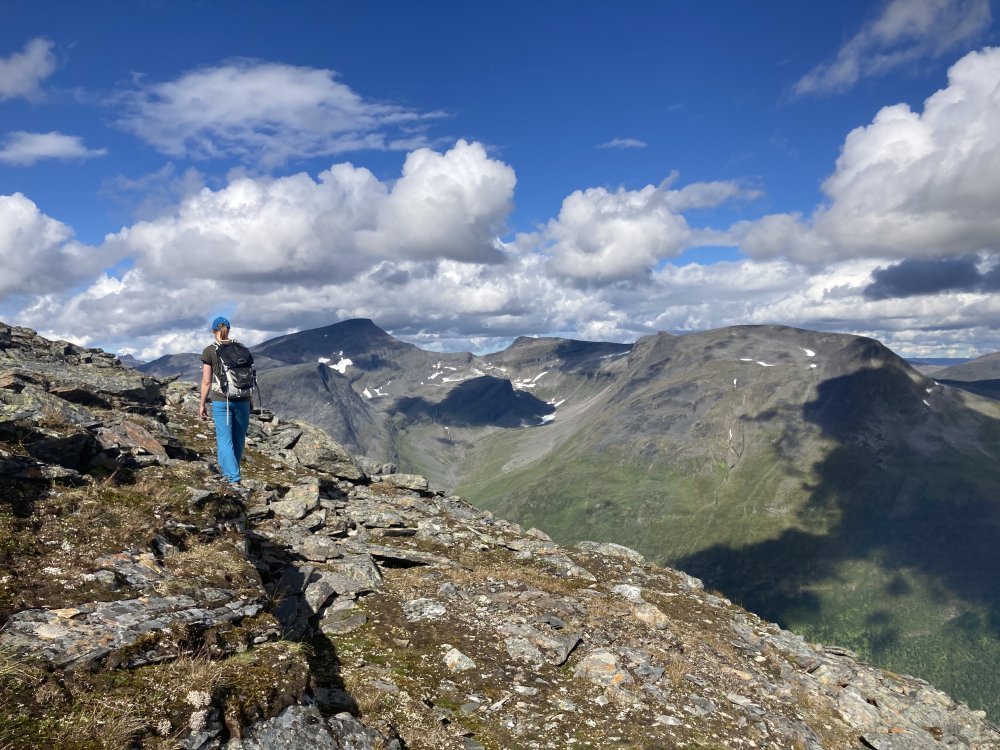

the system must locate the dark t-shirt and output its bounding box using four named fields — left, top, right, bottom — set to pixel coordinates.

left=201, top=341, right=250, bottom=402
